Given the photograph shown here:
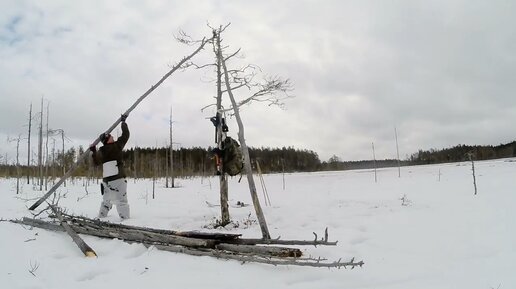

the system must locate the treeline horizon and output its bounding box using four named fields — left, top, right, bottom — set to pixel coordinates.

left=1, top=141, right=515, bottom=179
